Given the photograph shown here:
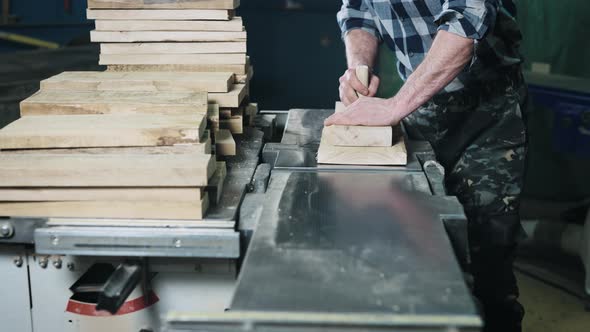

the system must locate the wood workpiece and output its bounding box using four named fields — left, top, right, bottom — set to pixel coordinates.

left=87, top=0, right=240, bottom=10
left=100, top=42, right=247, bottom=55
left=318, top=65, right=407, bottom=165
left=20, top=90, right=208, bottom=116
left=90, top=31, right=247, bottom=43
left=86, top=9, right=233, bottom=20
left=41, top=71, right=233, bottom=93
left=0, top=152, right=216, bottom=187
left=0, top=113, right=207, bottom=149
left=94, top=18, right=243, bottom=32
